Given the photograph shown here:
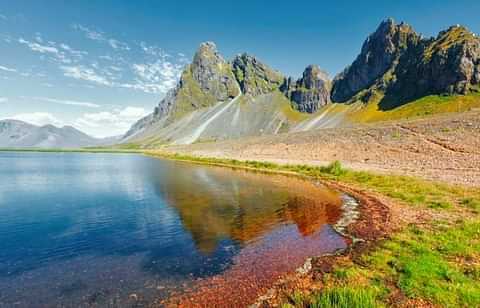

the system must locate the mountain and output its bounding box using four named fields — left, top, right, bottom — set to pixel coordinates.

left=331, top=19, right=480, bottom=108
left=0, top=119, right=117, bottom=148
left=331, top=18, right=421, bottom=103
left=123, top=19, right=480, bottom=147
left=283, top=64, right=331, bottom=113
left=122, top=42, right=335, bottom=146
